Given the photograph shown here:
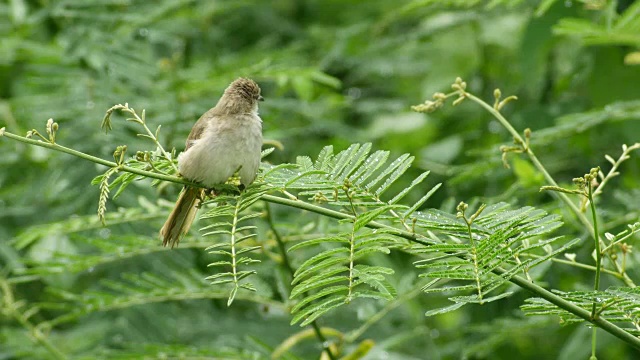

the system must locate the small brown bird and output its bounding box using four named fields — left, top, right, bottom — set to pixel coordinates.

left=160, top=78, right=264, bottom=247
